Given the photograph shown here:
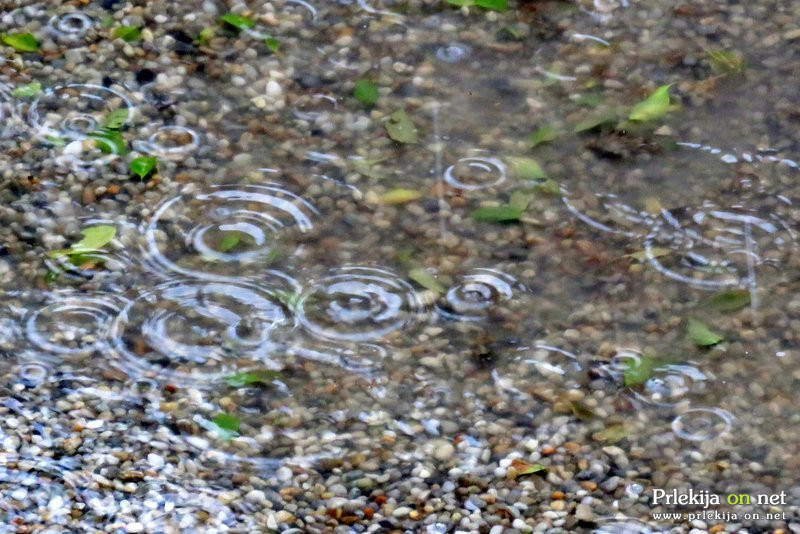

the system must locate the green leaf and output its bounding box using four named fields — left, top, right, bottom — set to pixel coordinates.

left=623, top=356, right=657, bottom=387
left=509, top=157, right=546, bottom=180
left=211, top=413, right=240, bottom=439
left=471, top=205, right=524, bottom=223
left=129, top=156, right=157, bottom=180
left=531, top=179, right=561, bottom=195
left=527, top=126, right=558, bottom=148
left=1, top=33, right=39, bottom=53
left=385, top=110, right=419, bottom=144
left=197, top=27, right=215, bottom=45
left=517, top=463, right=547, bottom=476
left=508, top=190, right=535, bottom=211
left=687, top=318, right=724, bottom=347
left=570, top=401, right=597, bottom=420
left=219, top=13, right=255, bottom=31
left=218, top=233, right=240, bottom=252
left=112, top=26, right=141, bottom=42
left=273, top=290, right=304, bottom=312
left=706, top=49, right=745, bottom=76
left=446, top=0, right=475, bottom=6
left=574, top=109, right=618, bottom=132
left=503, top=25, right=523, bottom=40
left=593, top=424, right=631, bottom=444
left=353, top=79, right=379, bottom=106
left=476, top=0, right=508, bottom=11
left=224, top=370, right=281, bottom=387
left=102, top=108, right=130, bottom=130
left=89, top=129, right=128, bottom=155
left=379, top=188, right=422, bottom=205
left=49, top=225, right=117, bottom=258
left=264, top=36, right=279, bottom=53
left=705, top=289, right=751, bottom=312
left=409, top=268, right=445, bottom=293
left=628, top=84, right=673, bottom=122
left=11, top=82, right=41, bottom=98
